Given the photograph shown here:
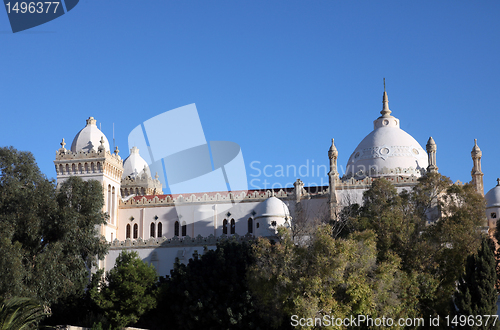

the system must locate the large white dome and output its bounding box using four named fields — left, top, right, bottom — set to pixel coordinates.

left=71, top=117, right=110, bottom=153
left=345, top=91, right=428, bottom=178
left=122, top=147, right=151, bottom=179
left=485, top=179, right=500, bottom=208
